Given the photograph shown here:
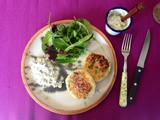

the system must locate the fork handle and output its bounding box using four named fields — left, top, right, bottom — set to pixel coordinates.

left=119, top=71, right=127, bottom=107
